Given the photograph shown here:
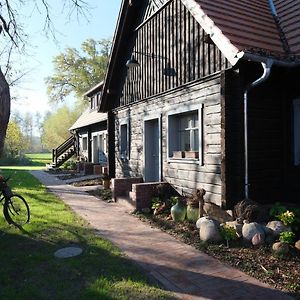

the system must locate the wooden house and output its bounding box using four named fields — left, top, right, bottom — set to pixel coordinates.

left=51, top=82, right=108, bottom=169
left=100, top=0, right=300, bottom=209
left=70, top=82, right=108, bottom=165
